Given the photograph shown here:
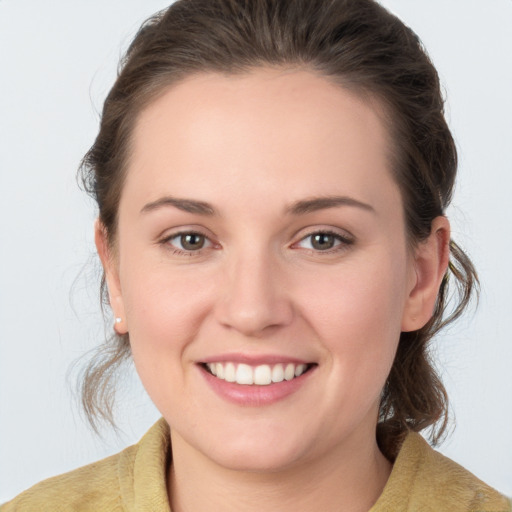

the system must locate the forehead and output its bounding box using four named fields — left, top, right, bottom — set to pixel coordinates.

left=124, top=67, right=398, bottom=213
